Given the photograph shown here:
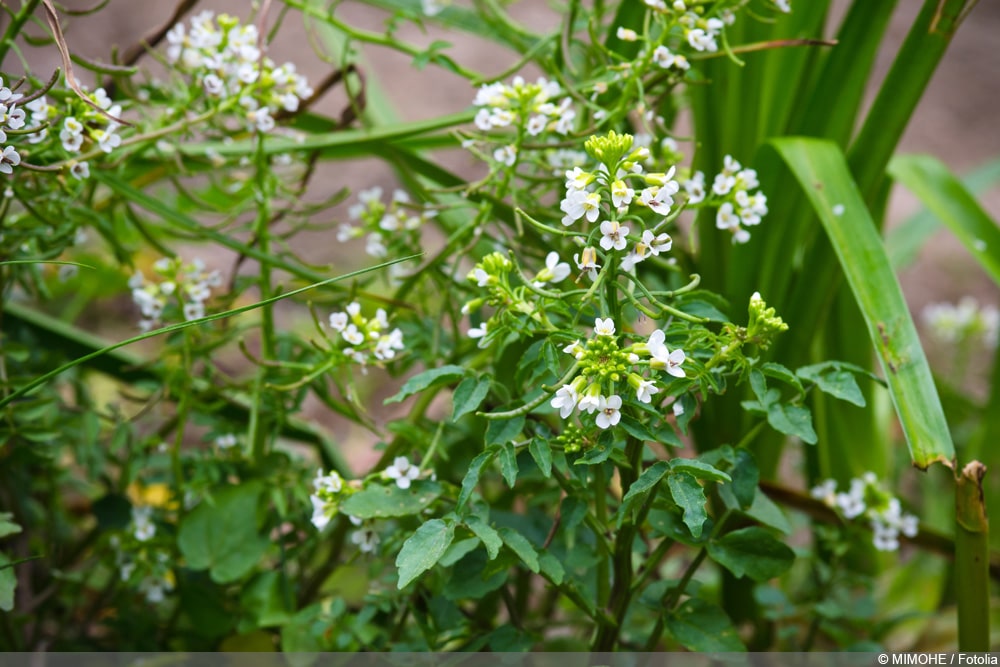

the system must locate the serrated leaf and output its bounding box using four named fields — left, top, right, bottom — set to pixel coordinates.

left=499, top=442, right=519, bottom=487
left=484, top=415, right=525, bottom=446
left=396, top=519, right=455, bottom=589
left=668, top=472, right=707, bottom=539
left=178, top=485, right=268, bottom=583
left=385, top=365, right=466, bottom=404
left=340, top=481, right=441, bottom=519
left=766, top=402, right=818, bottom=444
left=466, top=515, right=502, bottom=560
left=669, top=459, right=732, bottom=483
left=528, top=438, right=552, bottom=478
left=452, top=376, right=491, bottom=421
left=666, top=599, right=745, bottom=652
left=457, top=448, right=498, bottom=511
left=499, top=528, right=539, bottom=573
left=707, top=527, right=795, bottom=581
